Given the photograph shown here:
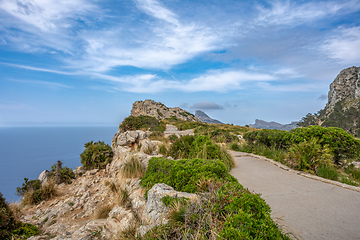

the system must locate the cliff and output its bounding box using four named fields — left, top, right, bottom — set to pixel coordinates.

left=195, top=110, right=223, bottom=124
left=298, top=66, right=360, bottom=136
left=131, top=99, right=200, bottom=122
